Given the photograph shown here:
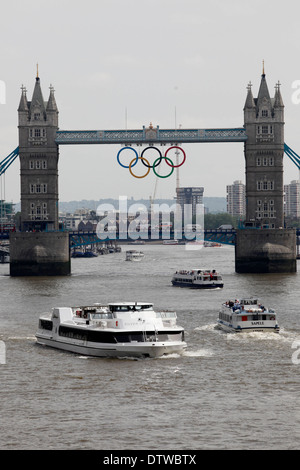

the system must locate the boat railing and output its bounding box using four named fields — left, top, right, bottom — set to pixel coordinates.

left=156, top=310, right=177, bottom=318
